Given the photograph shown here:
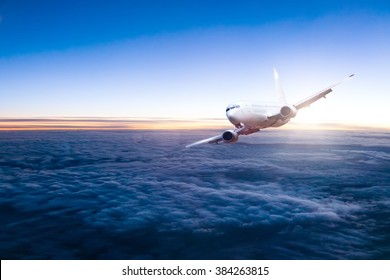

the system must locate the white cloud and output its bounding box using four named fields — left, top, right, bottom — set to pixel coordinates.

left=1, top=130, right=389, bottom=259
